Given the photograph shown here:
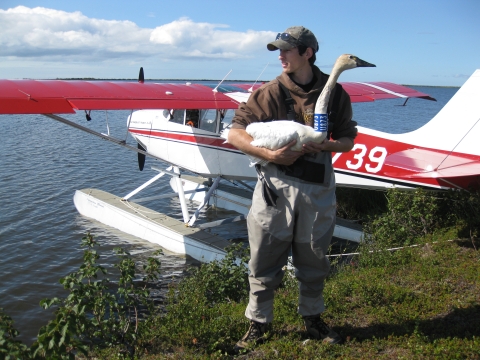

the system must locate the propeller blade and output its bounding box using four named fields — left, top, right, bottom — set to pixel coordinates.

left=138, top=143, right=146, bottom=171
left=138, top=67, right=144, bottom=84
